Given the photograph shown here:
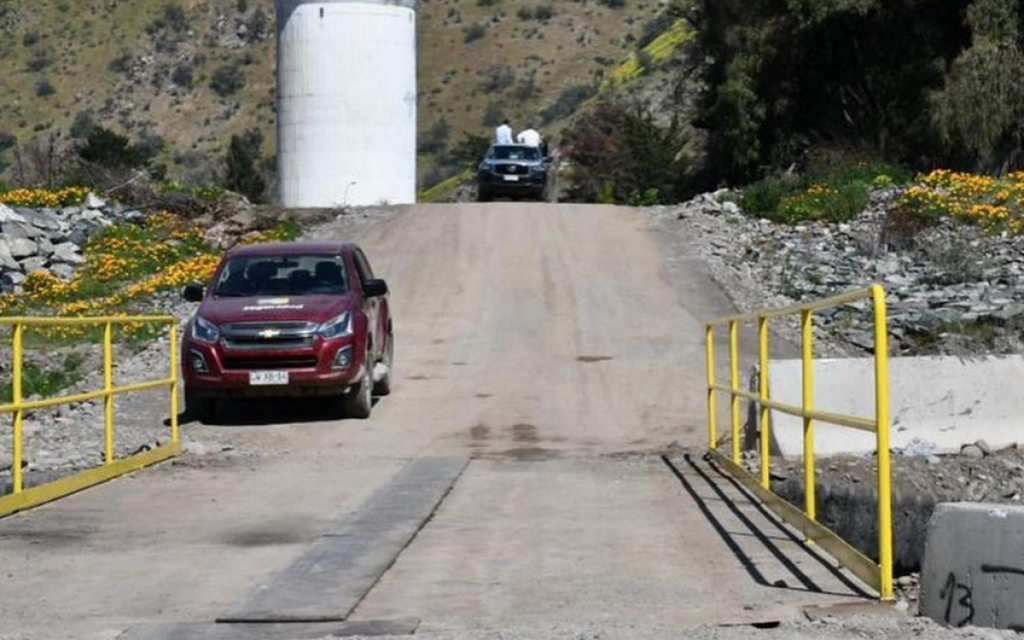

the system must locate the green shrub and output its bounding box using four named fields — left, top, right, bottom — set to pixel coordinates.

left=36, top=79, right=56, bottom=97
left=77, top=126, right=154, bottom=169
left=464, top=23, right=488, bottom=44
left=541, top=84, right=597, bottom=123
left=741, top=160, right=911, bottom=223
left=627, top=187, right=663, bottom=206
left=565, top=99, right=689, bottom=204
left=0, top=354, right=85, bottom=405
left=210, top=63, right=245, bottom=97
left=775, top=181, right=870, bottom=224
left=739, top=174, right=801, bottom=217
left=223, top=129, right=266, bottom=203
